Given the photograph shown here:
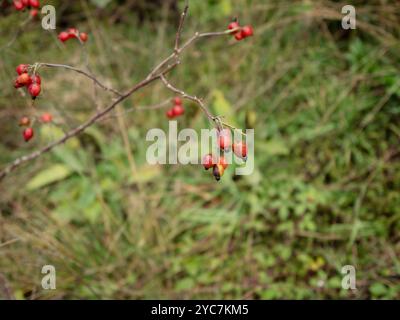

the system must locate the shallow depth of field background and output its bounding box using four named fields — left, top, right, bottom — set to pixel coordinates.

left=0, top=0, right=400, bottom=299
